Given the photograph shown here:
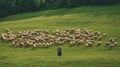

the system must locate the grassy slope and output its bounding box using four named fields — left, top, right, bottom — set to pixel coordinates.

left=0, top=4, right=120, bottom=67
